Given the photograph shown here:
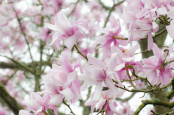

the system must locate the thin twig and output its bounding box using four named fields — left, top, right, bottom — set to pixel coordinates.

left=0, top=55, right=34, bottom=74
left=63, top=99, right=76, bottom=115
left=13, top=8, right=36, bottom=72
left=96, top=100, right=108, bottom=115
left=125, top=66, right=137, bottom=89
left=74, top=45, right=88, bottom=61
